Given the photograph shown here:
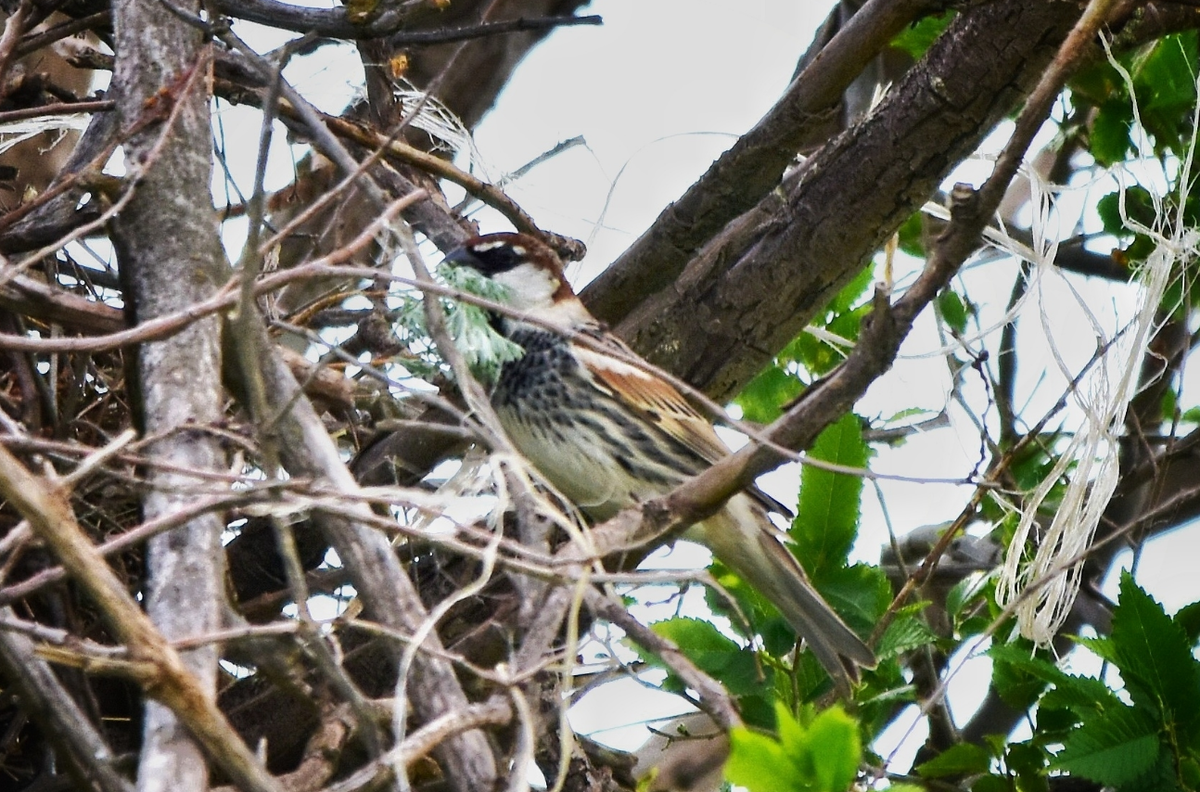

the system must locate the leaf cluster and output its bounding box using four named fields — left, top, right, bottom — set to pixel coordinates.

left=725, top=704, right=862, bottom=792
left=919, top=573, right=1200, bottom=791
